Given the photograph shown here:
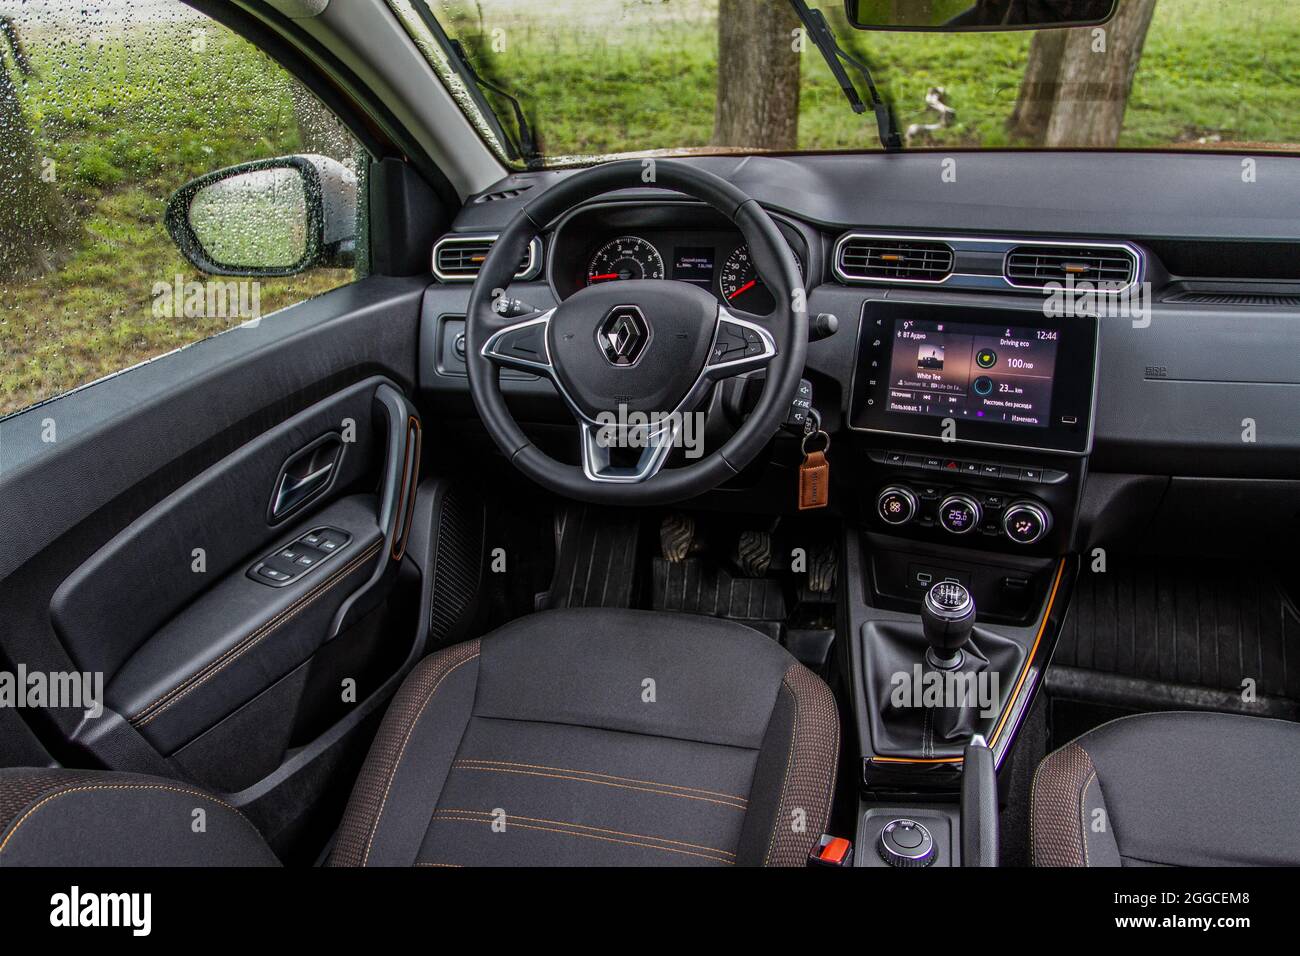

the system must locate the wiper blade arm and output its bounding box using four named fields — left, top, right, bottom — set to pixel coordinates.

left=788, top=0, right=902, bottom=151
left=449, top=39, right=540, bottom=165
